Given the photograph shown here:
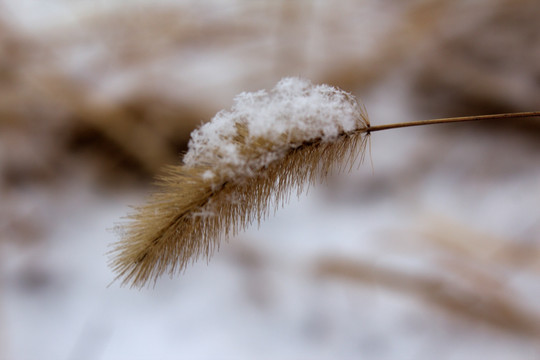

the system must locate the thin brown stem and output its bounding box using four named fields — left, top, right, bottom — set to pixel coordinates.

left=367, top=111, right=540, bottom=133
